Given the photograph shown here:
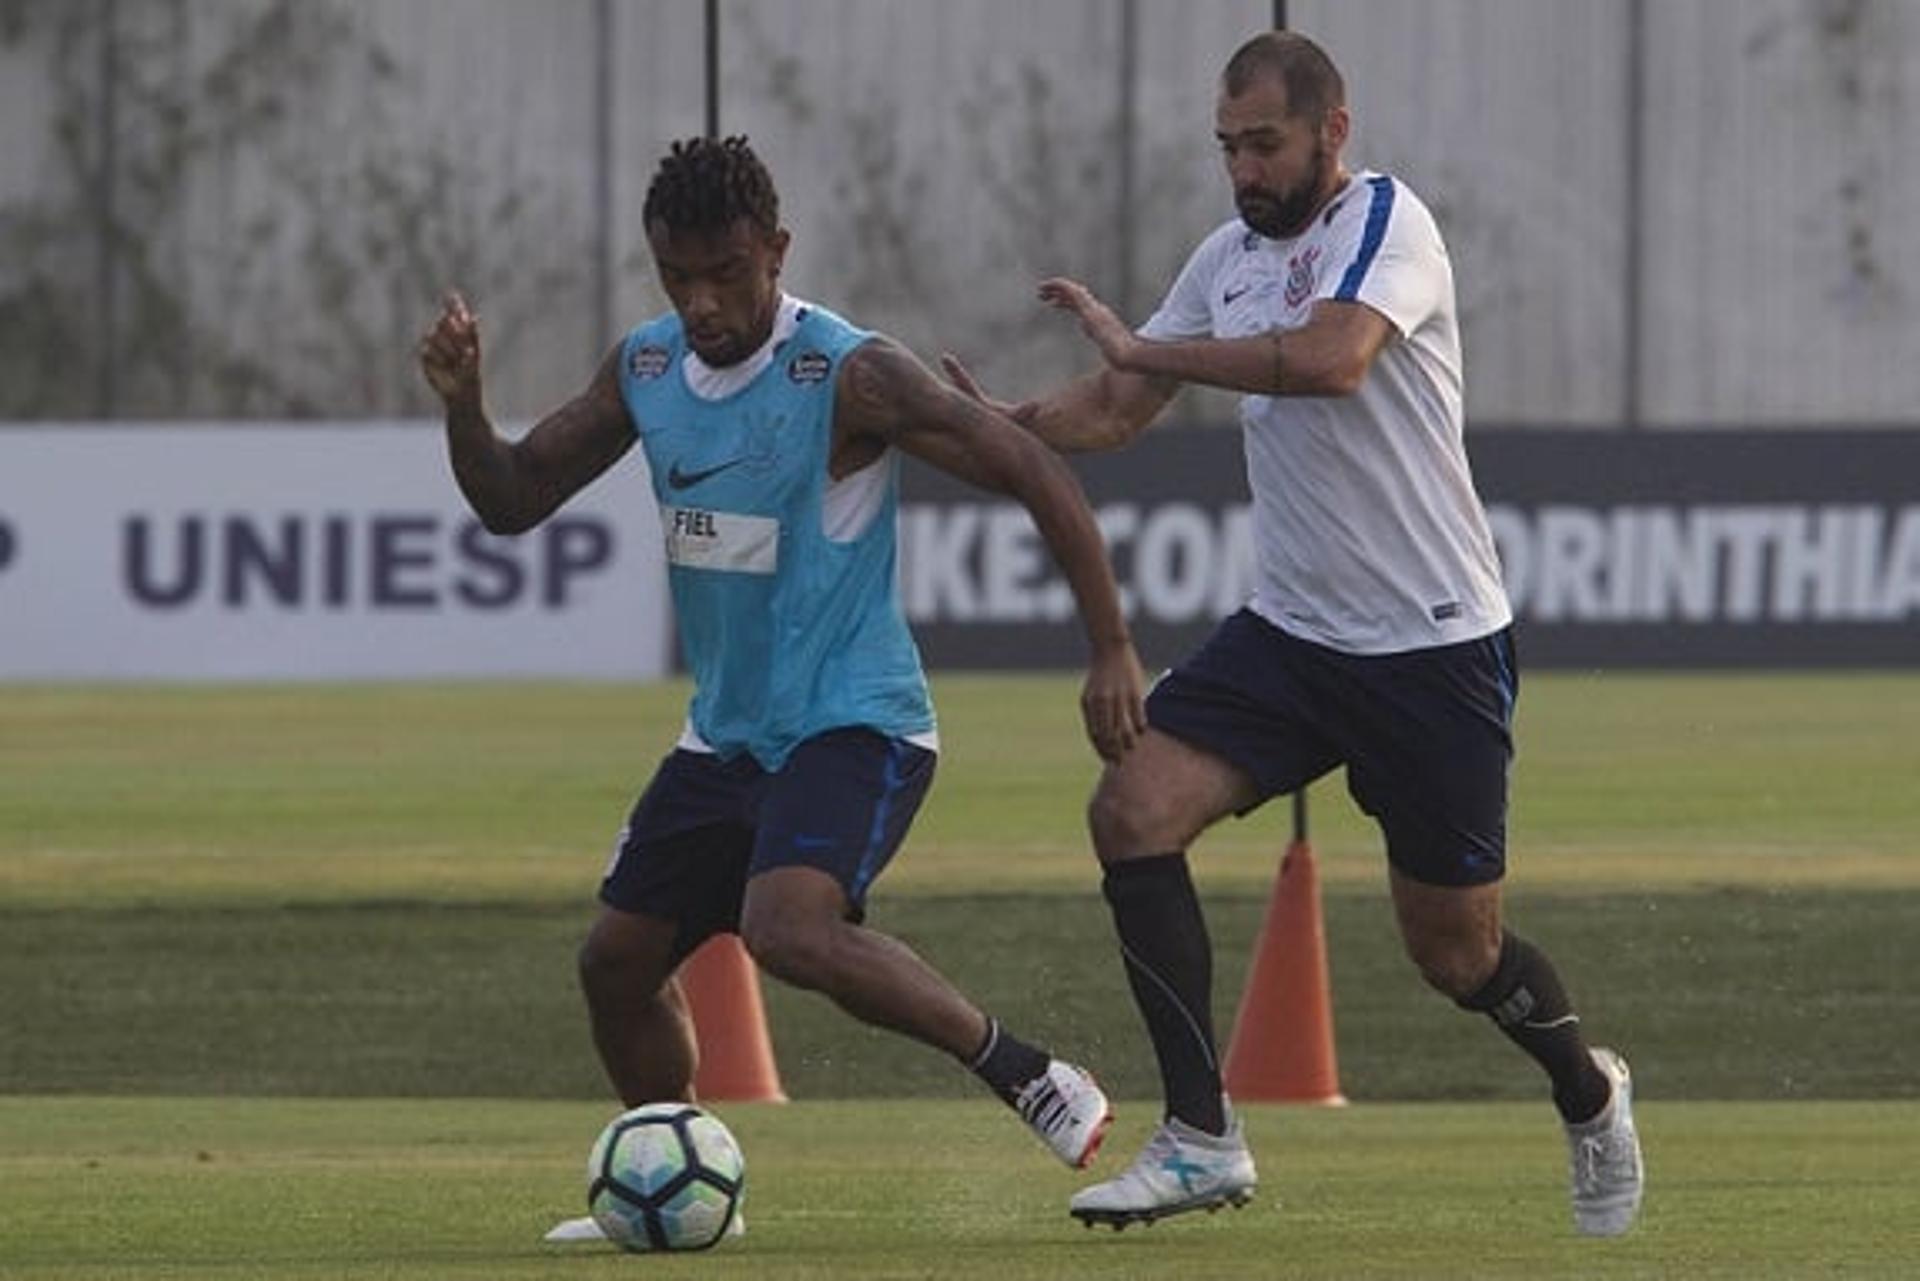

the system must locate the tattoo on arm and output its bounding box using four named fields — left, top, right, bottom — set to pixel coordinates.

left=838, top=337, right=1029, bottom=492
left=841, top=339, right=934, bottom=434
left=483, top=348, right=633, bottom=530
